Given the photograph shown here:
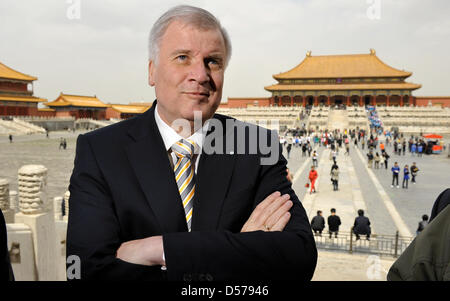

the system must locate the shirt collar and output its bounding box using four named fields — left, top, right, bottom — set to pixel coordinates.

left=154, top=104, right=209, bottom=154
